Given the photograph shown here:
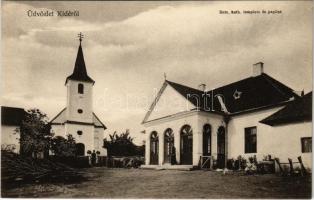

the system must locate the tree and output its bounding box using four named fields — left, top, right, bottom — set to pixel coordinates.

left=103, top=130, right=144, bottom=156
left=18, top=109, right=53, bottom=158
left=50, top=134, right=76, bottom=157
